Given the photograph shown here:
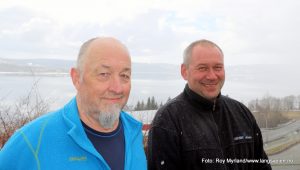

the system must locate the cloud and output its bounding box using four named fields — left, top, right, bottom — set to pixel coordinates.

left=212, top=0, right=300, bottom=65
left=0, top=0, right=300, bottom=65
